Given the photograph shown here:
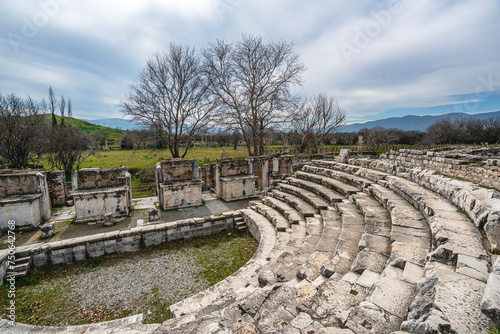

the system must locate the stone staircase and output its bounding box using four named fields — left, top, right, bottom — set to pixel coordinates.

left=5, top=254, right=32, bottom=279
